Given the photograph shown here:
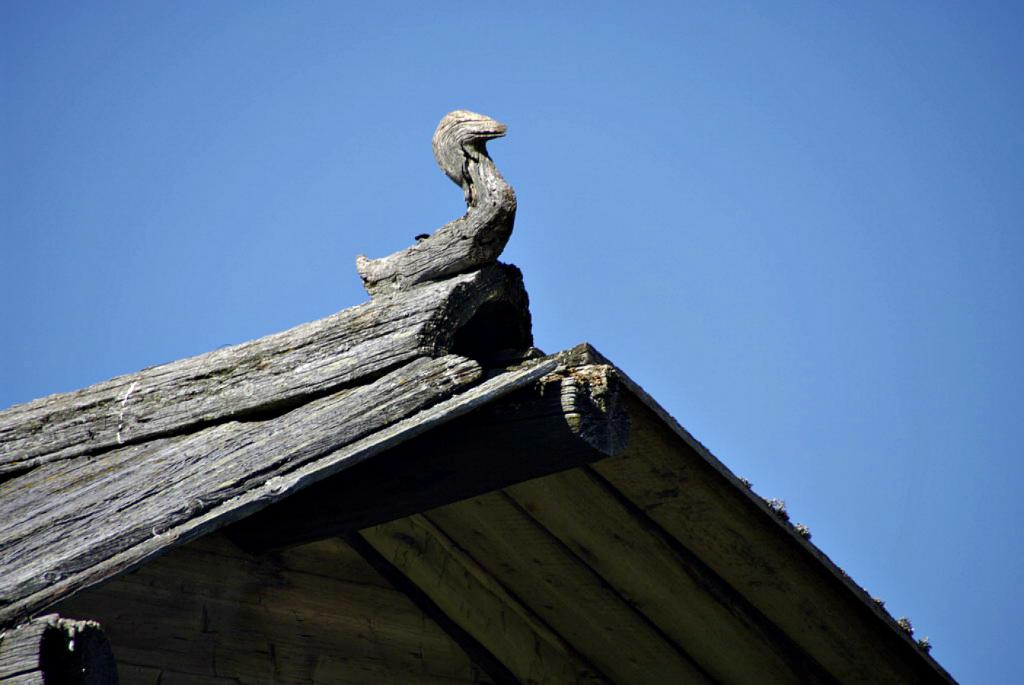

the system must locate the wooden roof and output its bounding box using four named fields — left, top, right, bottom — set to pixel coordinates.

left=0, top=110, right=956, bottom=684
left=0, top=263, right=540, bottom=627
